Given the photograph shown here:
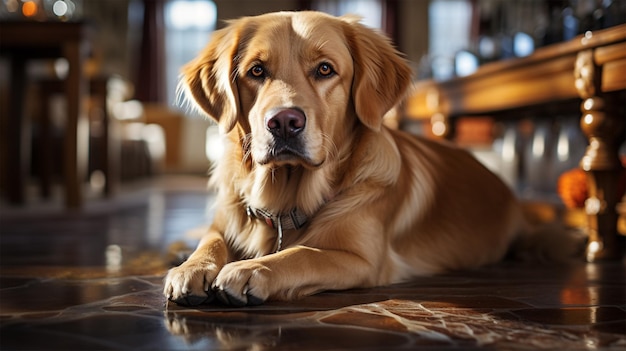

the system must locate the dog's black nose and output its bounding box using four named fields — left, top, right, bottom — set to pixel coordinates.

left=266, top=109, right=306, bottom=139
